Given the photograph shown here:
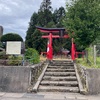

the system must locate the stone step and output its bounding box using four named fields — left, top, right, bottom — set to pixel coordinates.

left=34, top=60, right=80, bottom=93
left=46, top=69, right=75, bottom=72
left=38, top=85, right=79, bottom=92
left=52, top=62, right=72, bottom=63
left=40, top=81, right=78, bottom=87
left=48, top=66, right=74, bottom=69
left=44, top=72, right=76, bottom=76
left=43, top=76, right=77, bottom=81
left=52, top=62, right=73, bottom=64
left=50, top=64, right=74, bottom=66
left=52, top=60, right=72, bottom=63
